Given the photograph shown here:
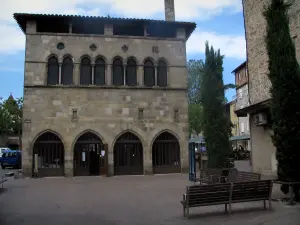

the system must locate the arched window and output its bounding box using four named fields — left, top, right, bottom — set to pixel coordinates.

left=144, top=59, right=155, bottom=87
left=80, top=57, right=92, bottom=85
left=126, top=58, right=137, bottom=86
left=157, top=60, right=168, bottom=87
left=61, top=56, right=73, bottom=85
left=47, top=56, right=59, bottom=85
left=94, top=57, right=105, bottom=85
left=113, top=58, right=124, bottom=86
